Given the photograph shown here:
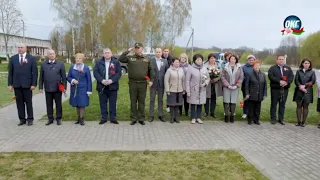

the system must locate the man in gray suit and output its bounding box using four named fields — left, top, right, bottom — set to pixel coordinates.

left=39, top=50, right=67, bottom=126
left=149, top=48, right=169, bottom=122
